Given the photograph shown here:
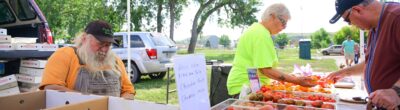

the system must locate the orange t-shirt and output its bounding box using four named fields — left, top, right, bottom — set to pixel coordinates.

left=39, top=47, right=135, bottom=95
